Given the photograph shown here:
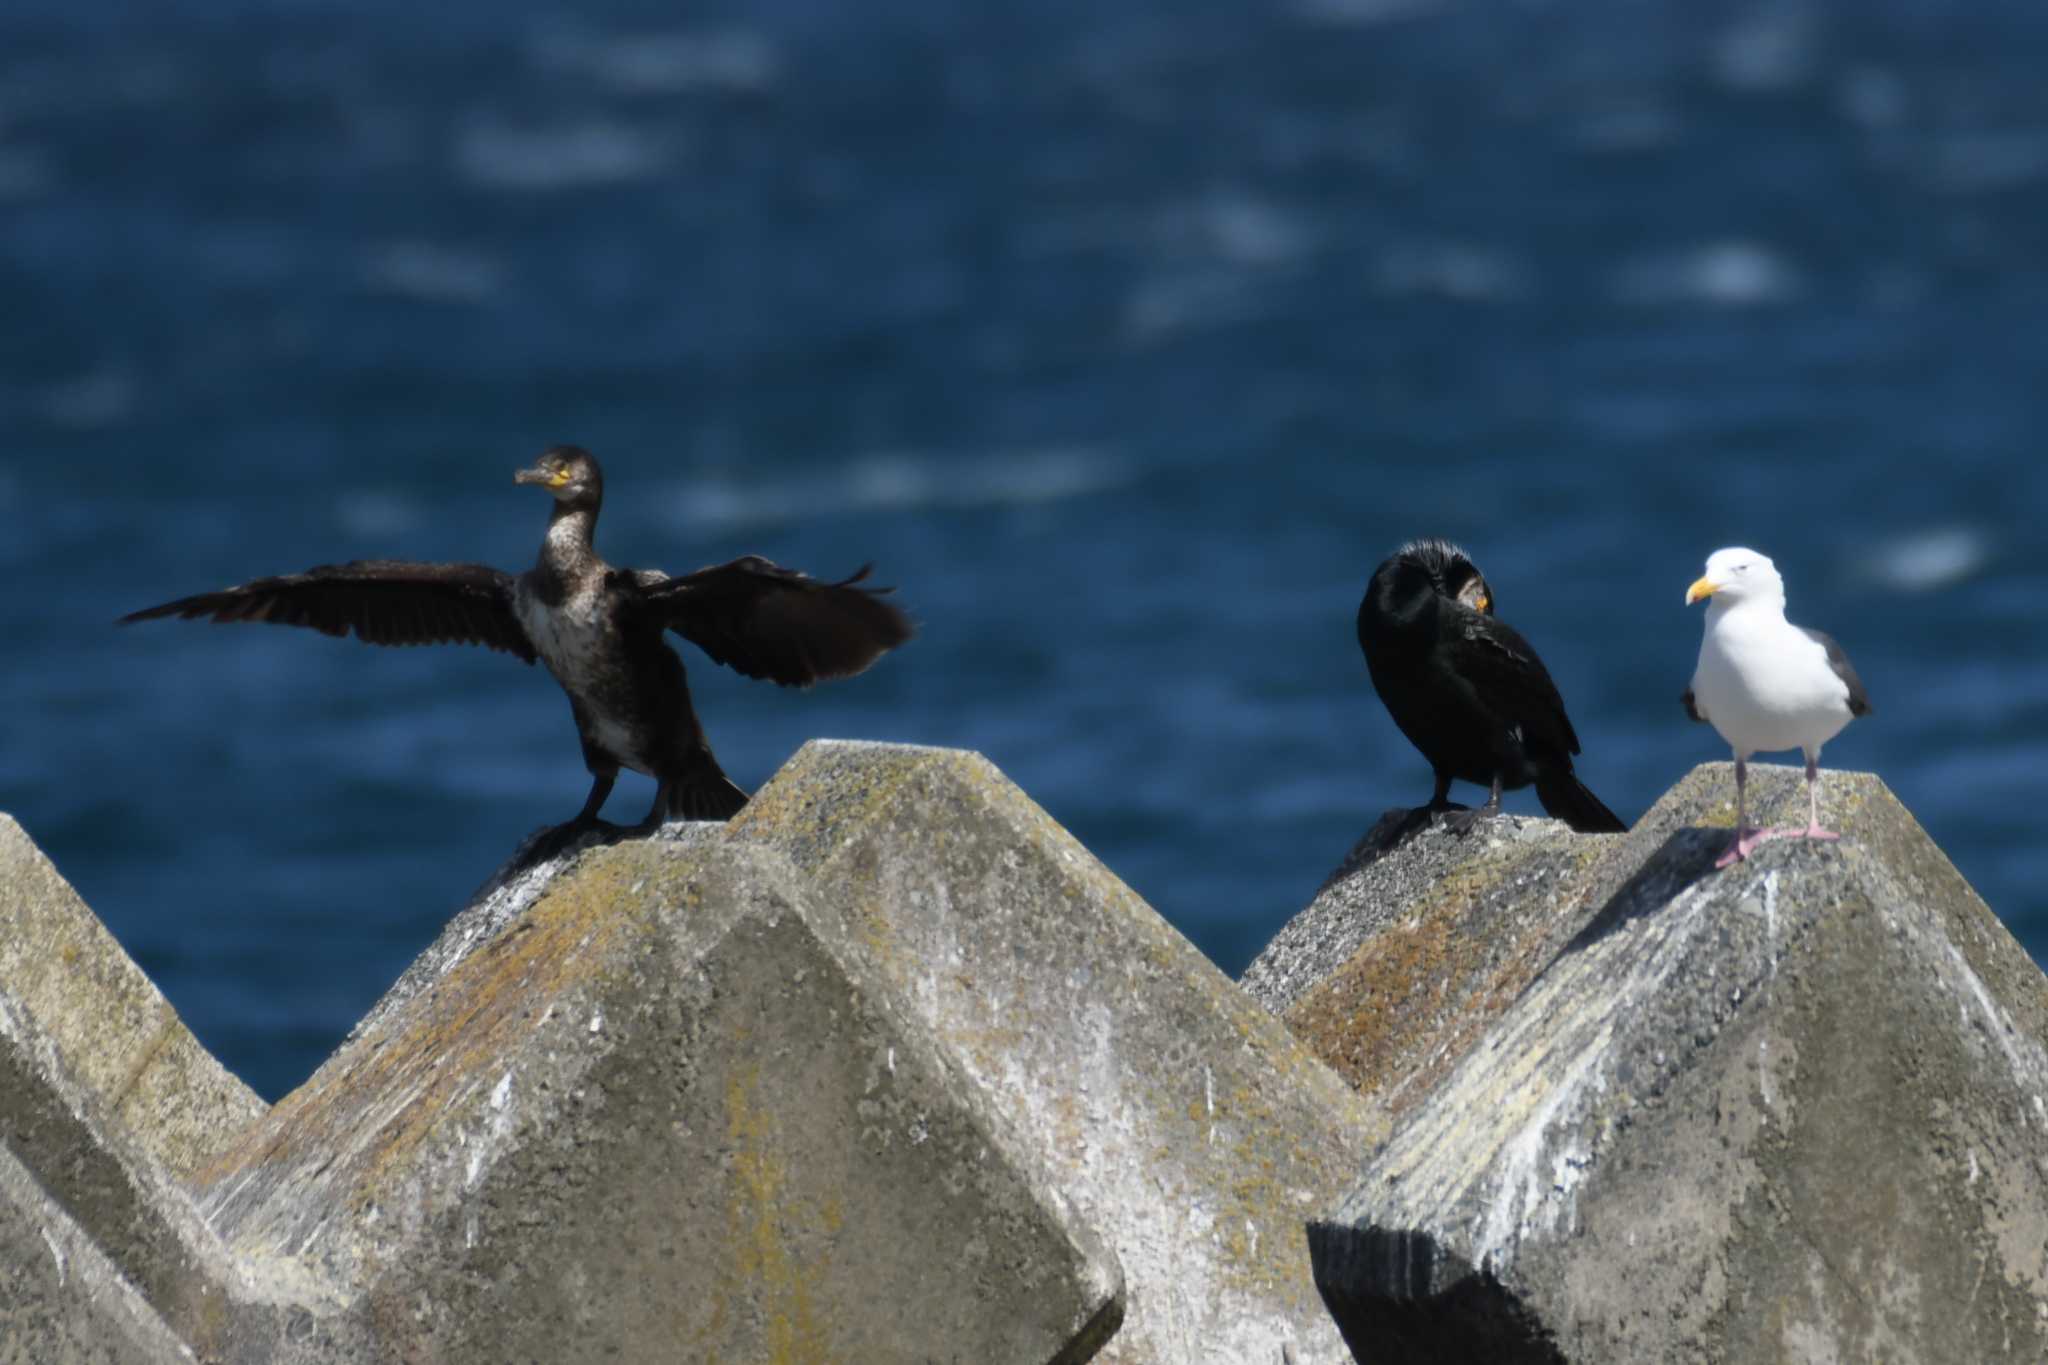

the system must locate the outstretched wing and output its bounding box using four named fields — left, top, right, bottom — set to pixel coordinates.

left=627, top=556, right=913, bottom=686
left=121, top=560, right=537, bottom=662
